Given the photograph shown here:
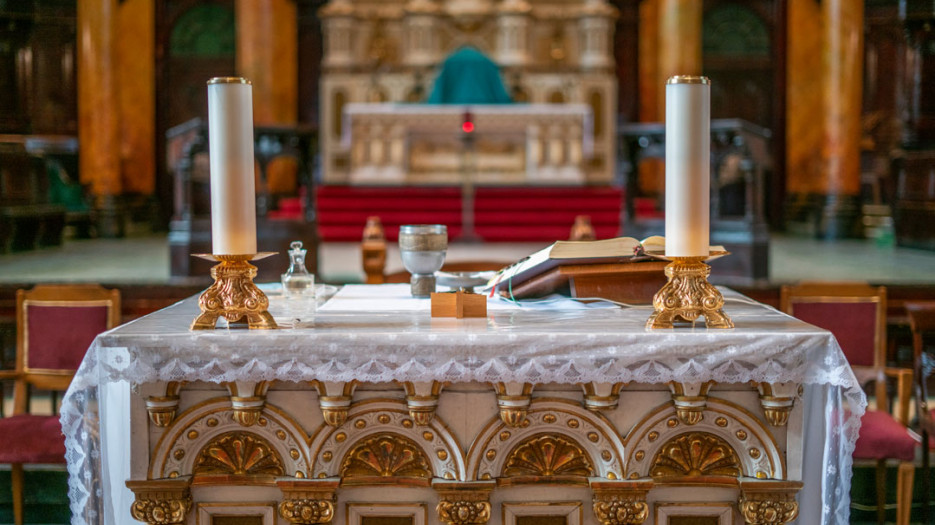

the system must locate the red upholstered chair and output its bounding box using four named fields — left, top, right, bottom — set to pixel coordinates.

left=781, top=282, right=914, bottom=525
left=0, top=284, right=120, bottom=525
left=907, top=301, right=935, bottom=524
